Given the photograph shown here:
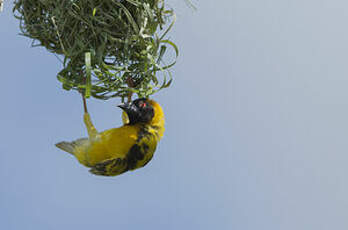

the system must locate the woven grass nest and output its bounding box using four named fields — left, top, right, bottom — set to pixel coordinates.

left=13, top=0, right=177, bottom=100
